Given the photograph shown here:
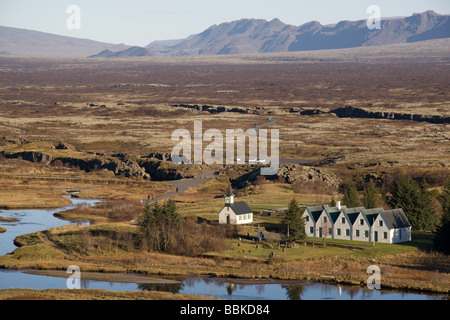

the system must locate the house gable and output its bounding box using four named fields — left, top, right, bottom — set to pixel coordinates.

left=334, top=211, right=352, bottom=239
left=352, top=212, right=372, bottom=240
